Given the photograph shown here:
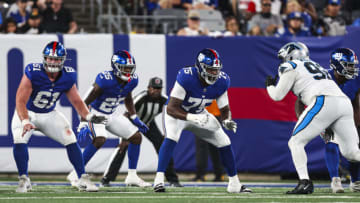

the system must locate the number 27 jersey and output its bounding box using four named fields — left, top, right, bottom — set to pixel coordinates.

left=280, top=59, right=345, bottom=105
